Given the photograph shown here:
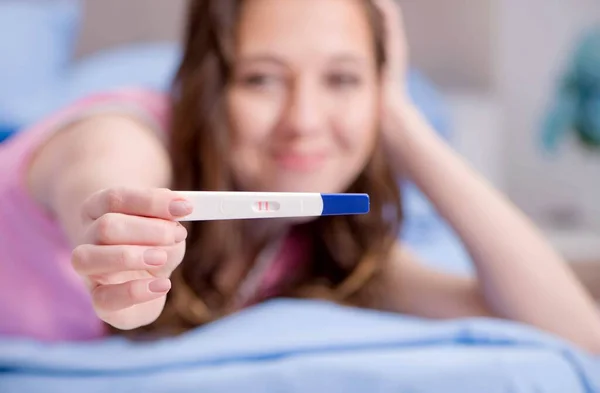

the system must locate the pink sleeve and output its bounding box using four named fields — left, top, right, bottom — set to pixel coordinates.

left=0, top=88, right=172, bottom=340
left=3, top=87, right=171, bottom=171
